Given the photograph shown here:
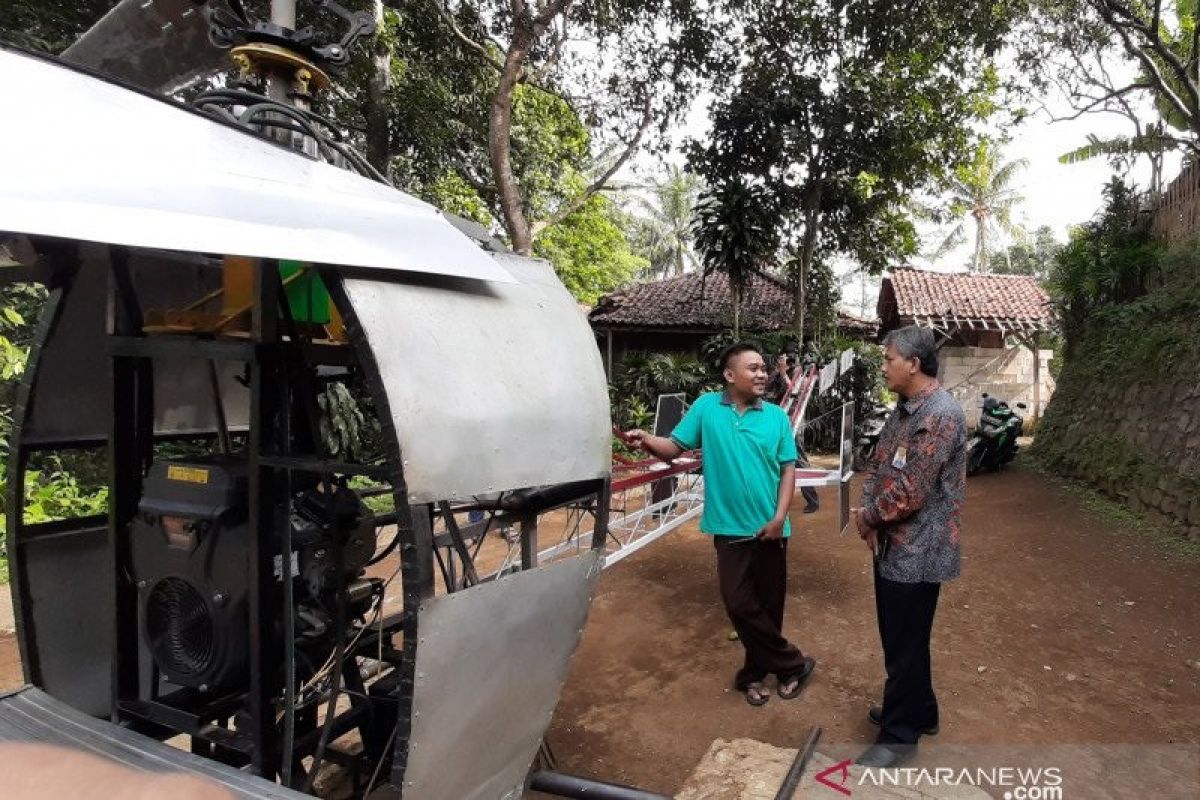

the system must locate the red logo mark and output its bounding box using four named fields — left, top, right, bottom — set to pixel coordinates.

left=815, top=758, right=853, bottom=796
